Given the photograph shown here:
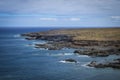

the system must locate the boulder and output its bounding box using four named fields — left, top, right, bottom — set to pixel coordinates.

left=87, top=61, right=97, bottom=67
left=64, top=58, right=77, bottom=63
left=25, top=37, right=36, bottom=40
